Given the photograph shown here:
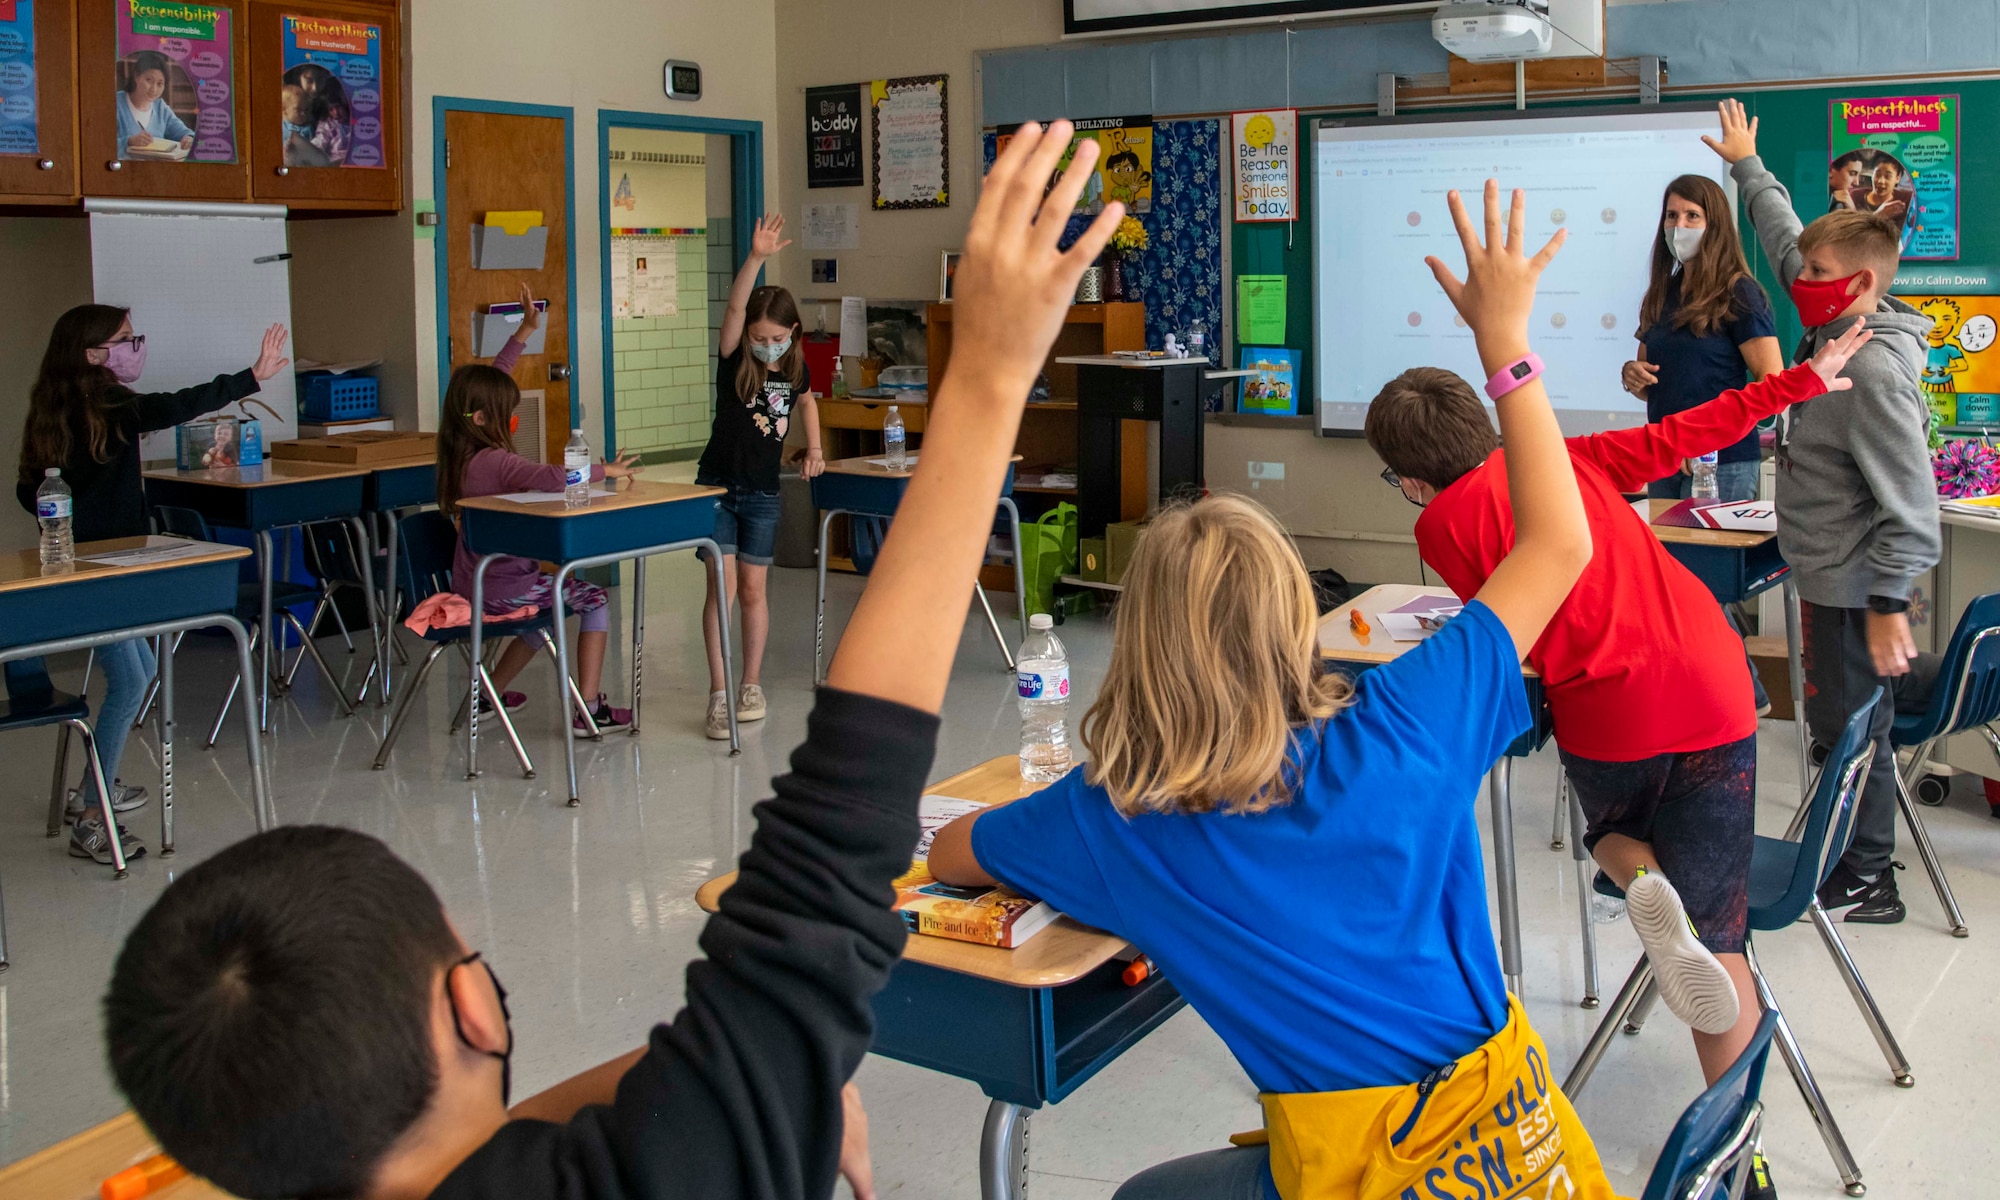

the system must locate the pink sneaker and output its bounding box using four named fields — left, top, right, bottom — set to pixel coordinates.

left=576, top=695, right=631, bottom=734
